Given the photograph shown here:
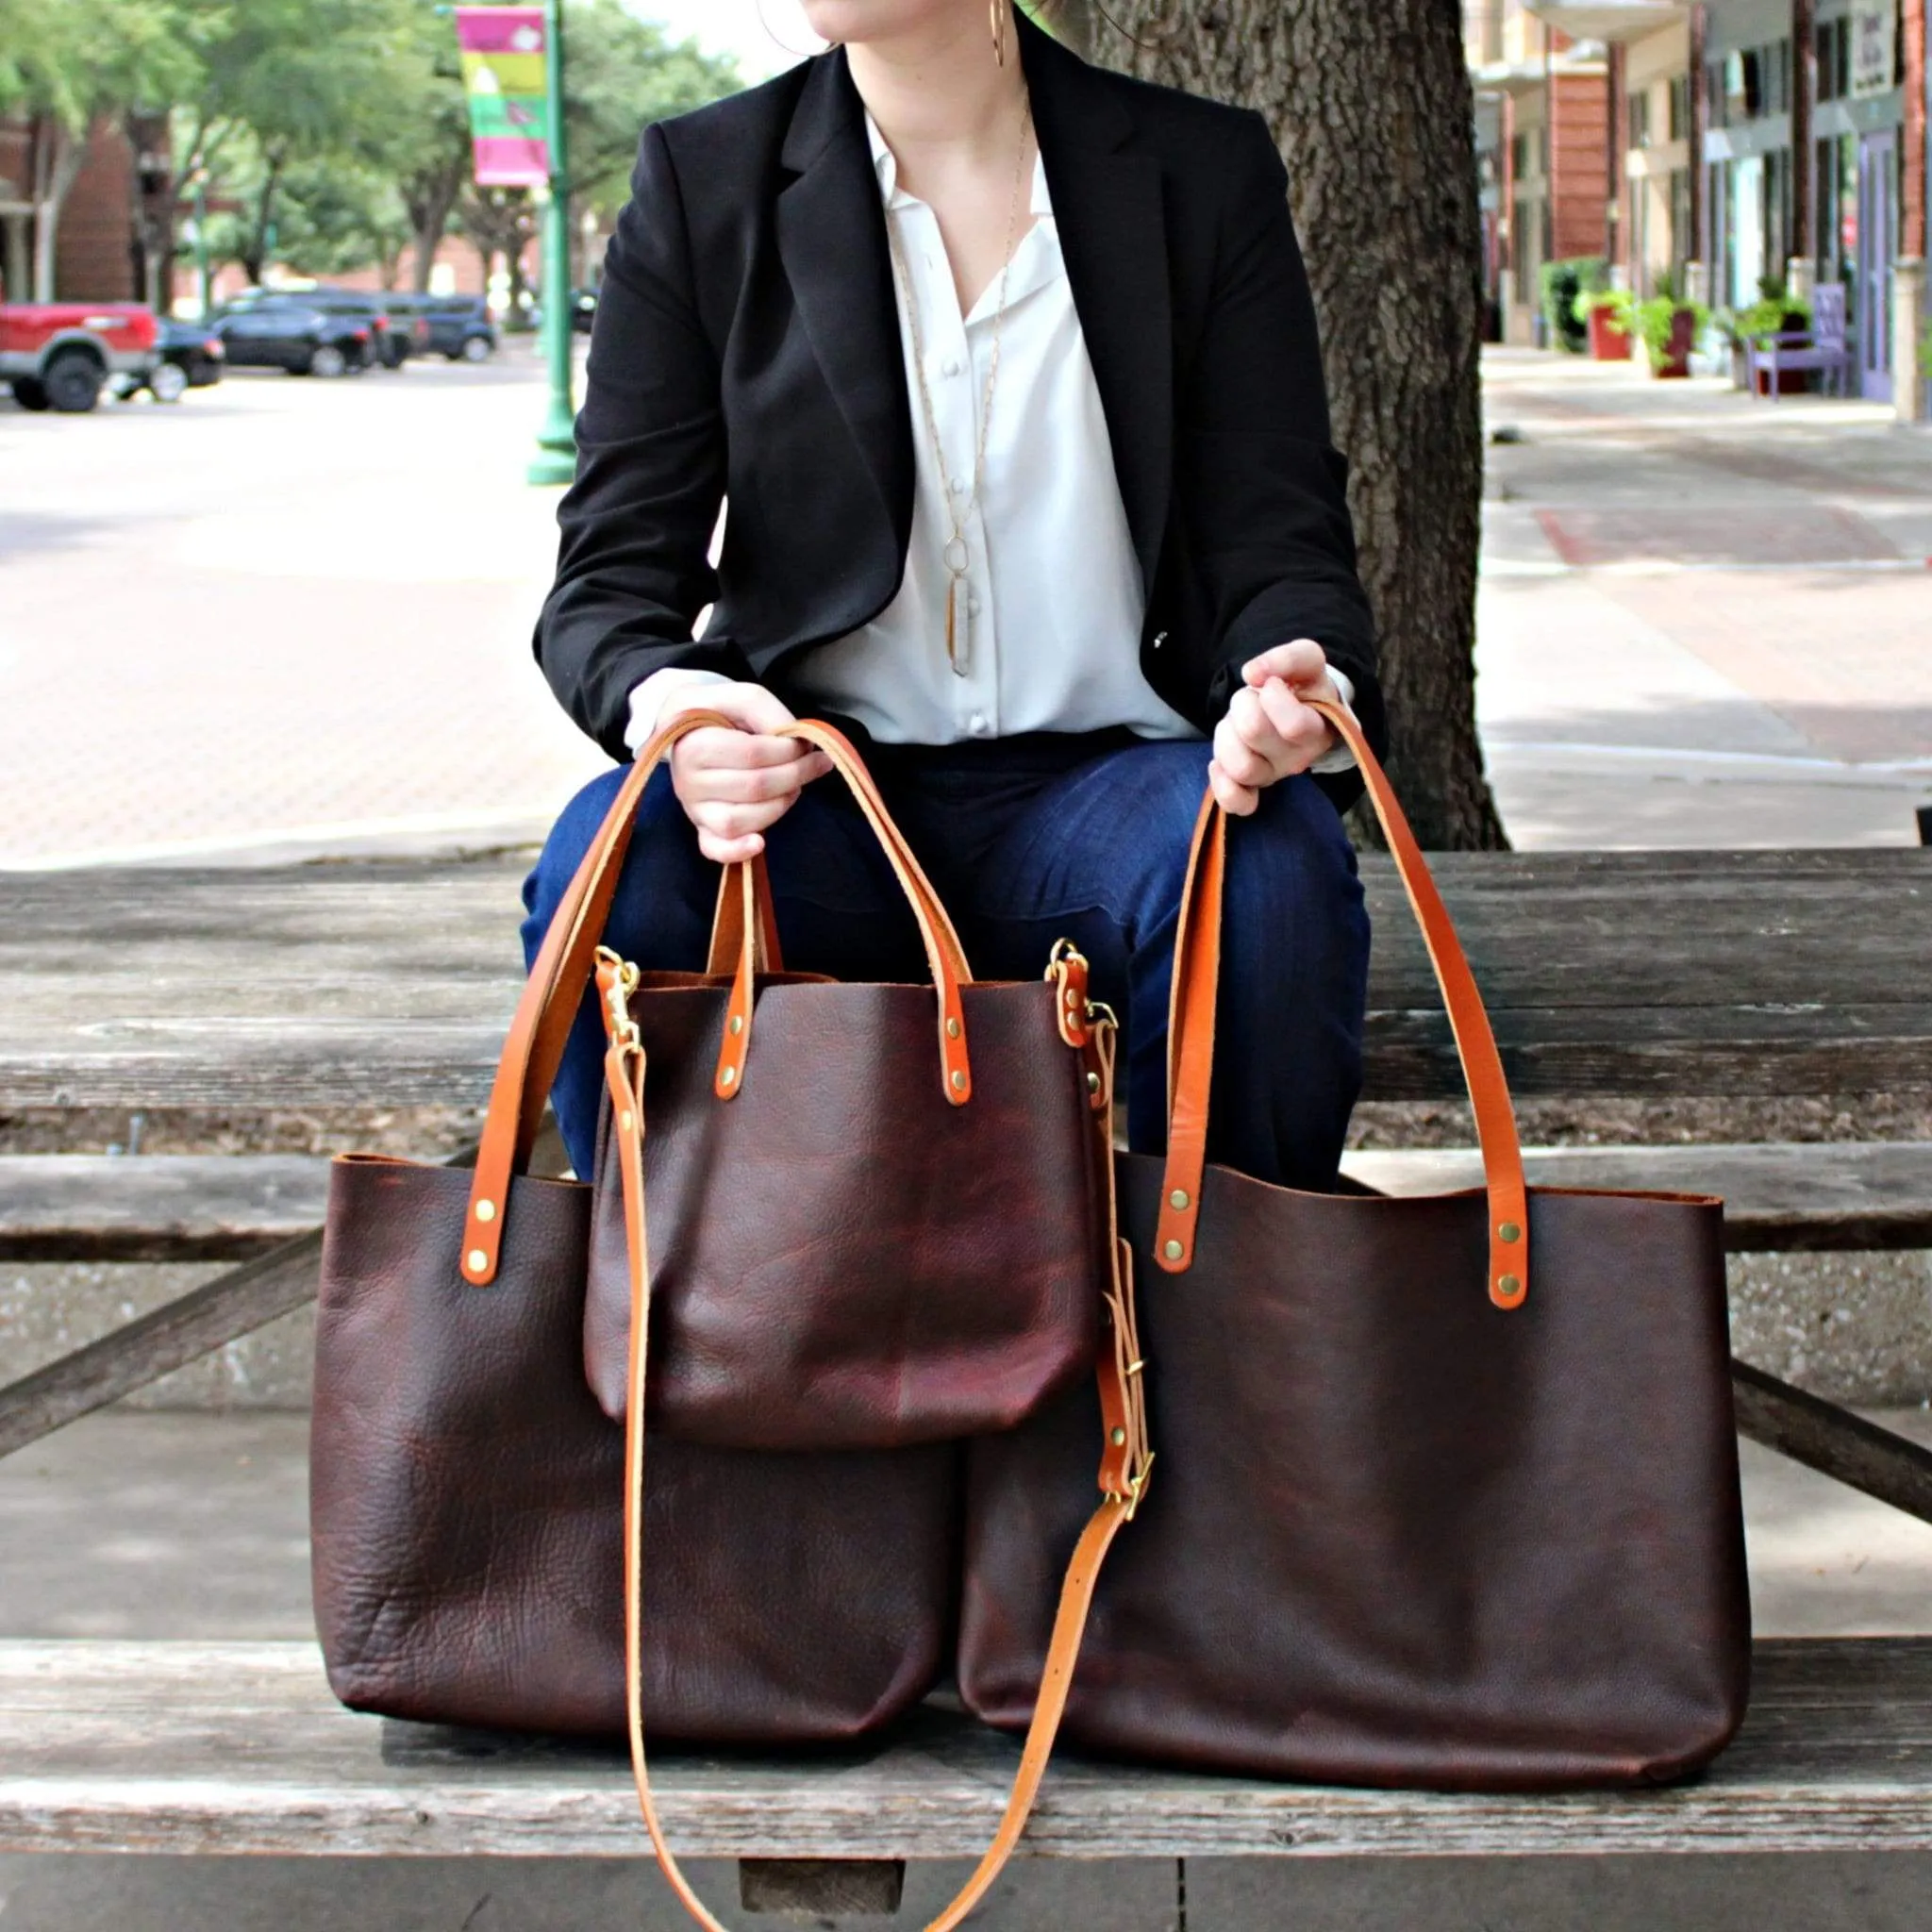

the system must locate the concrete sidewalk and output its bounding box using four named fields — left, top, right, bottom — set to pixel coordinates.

left=1476, top=350, right=1932, bottom=849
